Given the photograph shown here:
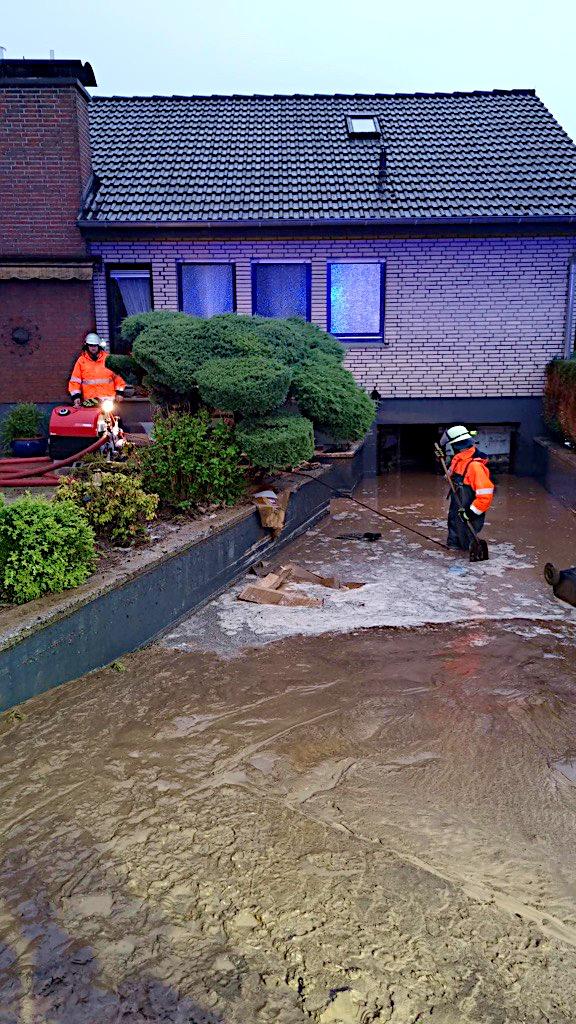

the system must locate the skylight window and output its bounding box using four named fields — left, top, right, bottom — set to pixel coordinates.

left=346, top=115, right=380, bottom=138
